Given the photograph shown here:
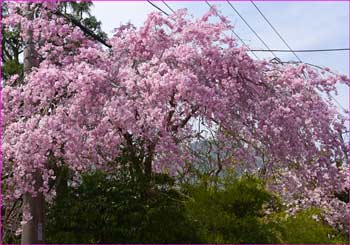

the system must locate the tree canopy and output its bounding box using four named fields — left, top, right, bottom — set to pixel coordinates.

left=2, top=1, right=349, bottom=239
